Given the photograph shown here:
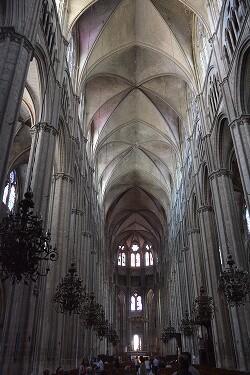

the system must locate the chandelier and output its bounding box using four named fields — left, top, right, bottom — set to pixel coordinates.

left=160, top=320, right=176, bottom=344
left=193, top=286, right=215, bottom=325
left=52, top=262, right=86, bottom=315
left=107, top=324, right=120, bottom=347
left=95, top=307, right=109, bottom=340
left=0, top=190, right=58, bottom=283
left=81, top=292, right=103, bottom=329
left=218, top=254, right=250, bottom=307
left=180, top=310, right=197, bottom=337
